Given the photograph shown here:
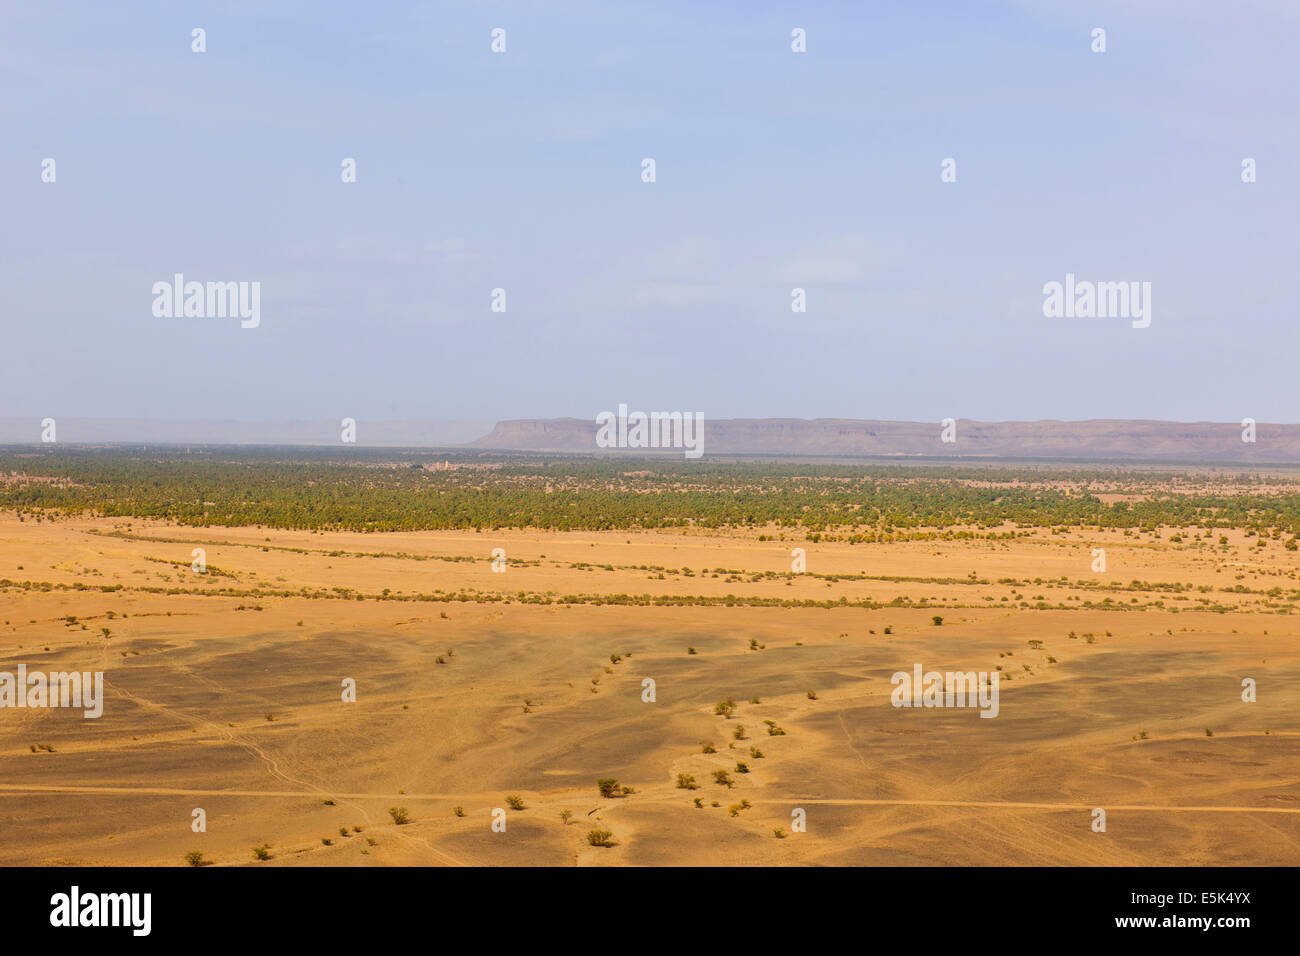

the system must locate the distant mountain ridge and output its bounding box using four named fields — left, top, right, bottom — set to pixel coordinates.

left=5, top=416, right=1300, bottom=463
left=470, top=417, right=1300, bottom=463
